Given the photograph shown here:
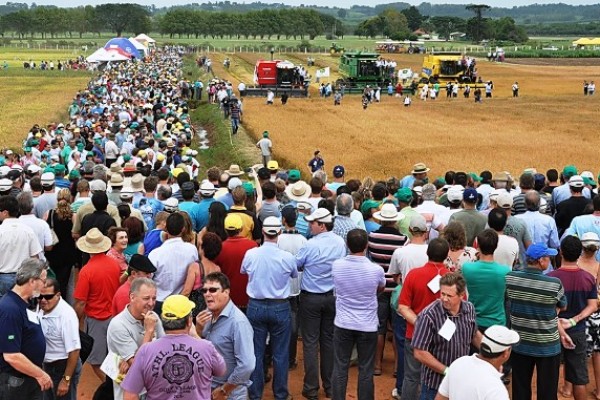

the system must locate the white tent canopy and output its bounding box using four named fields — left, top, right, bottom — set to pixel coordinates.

left=134, top=33, right=156, bottom=45
left=86, top=48, right=131, bottom=63
left=128, top=37, right=148, bottom=56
